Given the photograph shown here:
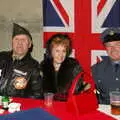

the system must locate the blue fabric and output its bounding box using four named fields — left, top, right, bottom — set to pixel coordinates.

left=0, top=108, right=59, bottom=120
